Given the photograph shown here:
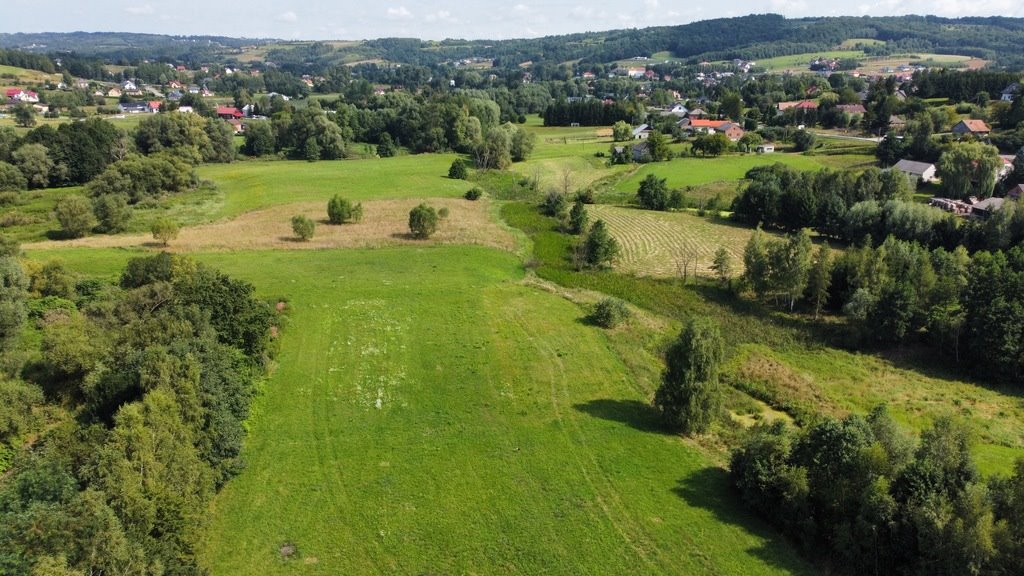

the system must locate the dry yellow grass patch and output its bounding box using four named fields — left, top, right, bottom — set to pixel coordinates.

left=26, top=198, right=517, bottom=254
left=589, top=205, right=773, bottom=278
